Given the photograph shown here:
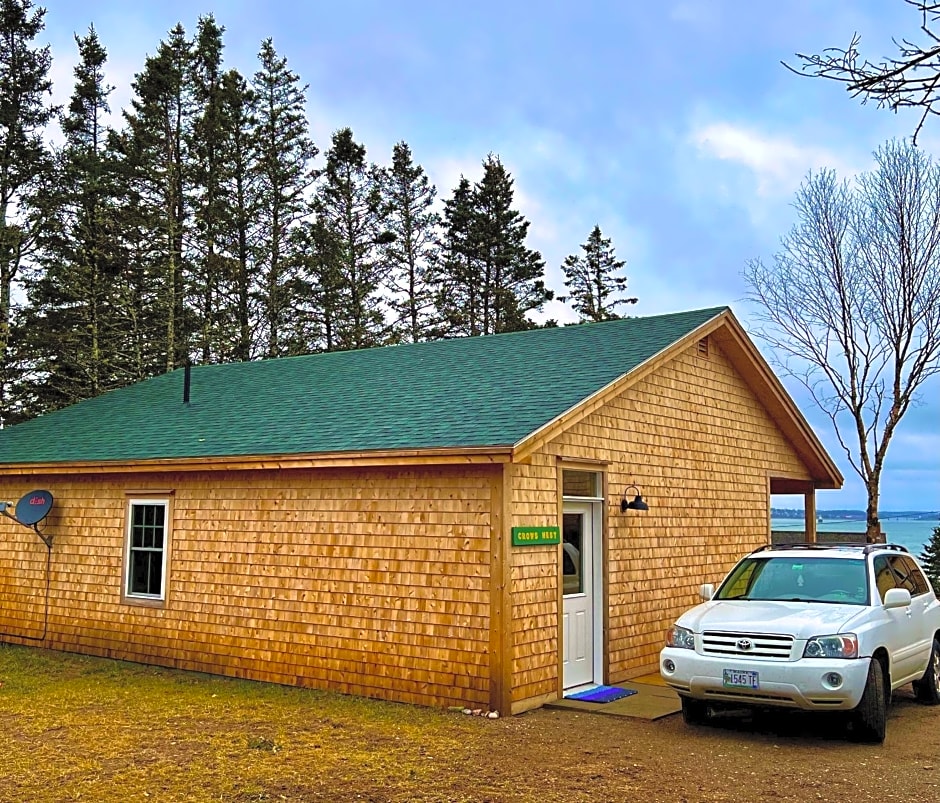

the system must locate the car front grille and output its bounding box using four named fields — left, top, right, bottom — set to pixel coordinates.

left=702, top=631, right=794, bottom=659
